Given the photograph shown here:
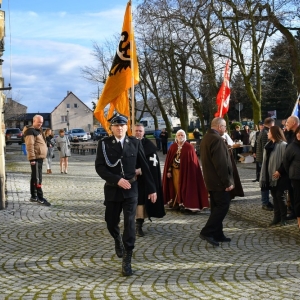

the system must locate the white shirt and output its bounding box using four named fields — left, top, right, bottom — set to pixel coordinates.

left=115, top=137, right=125, bottom=148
